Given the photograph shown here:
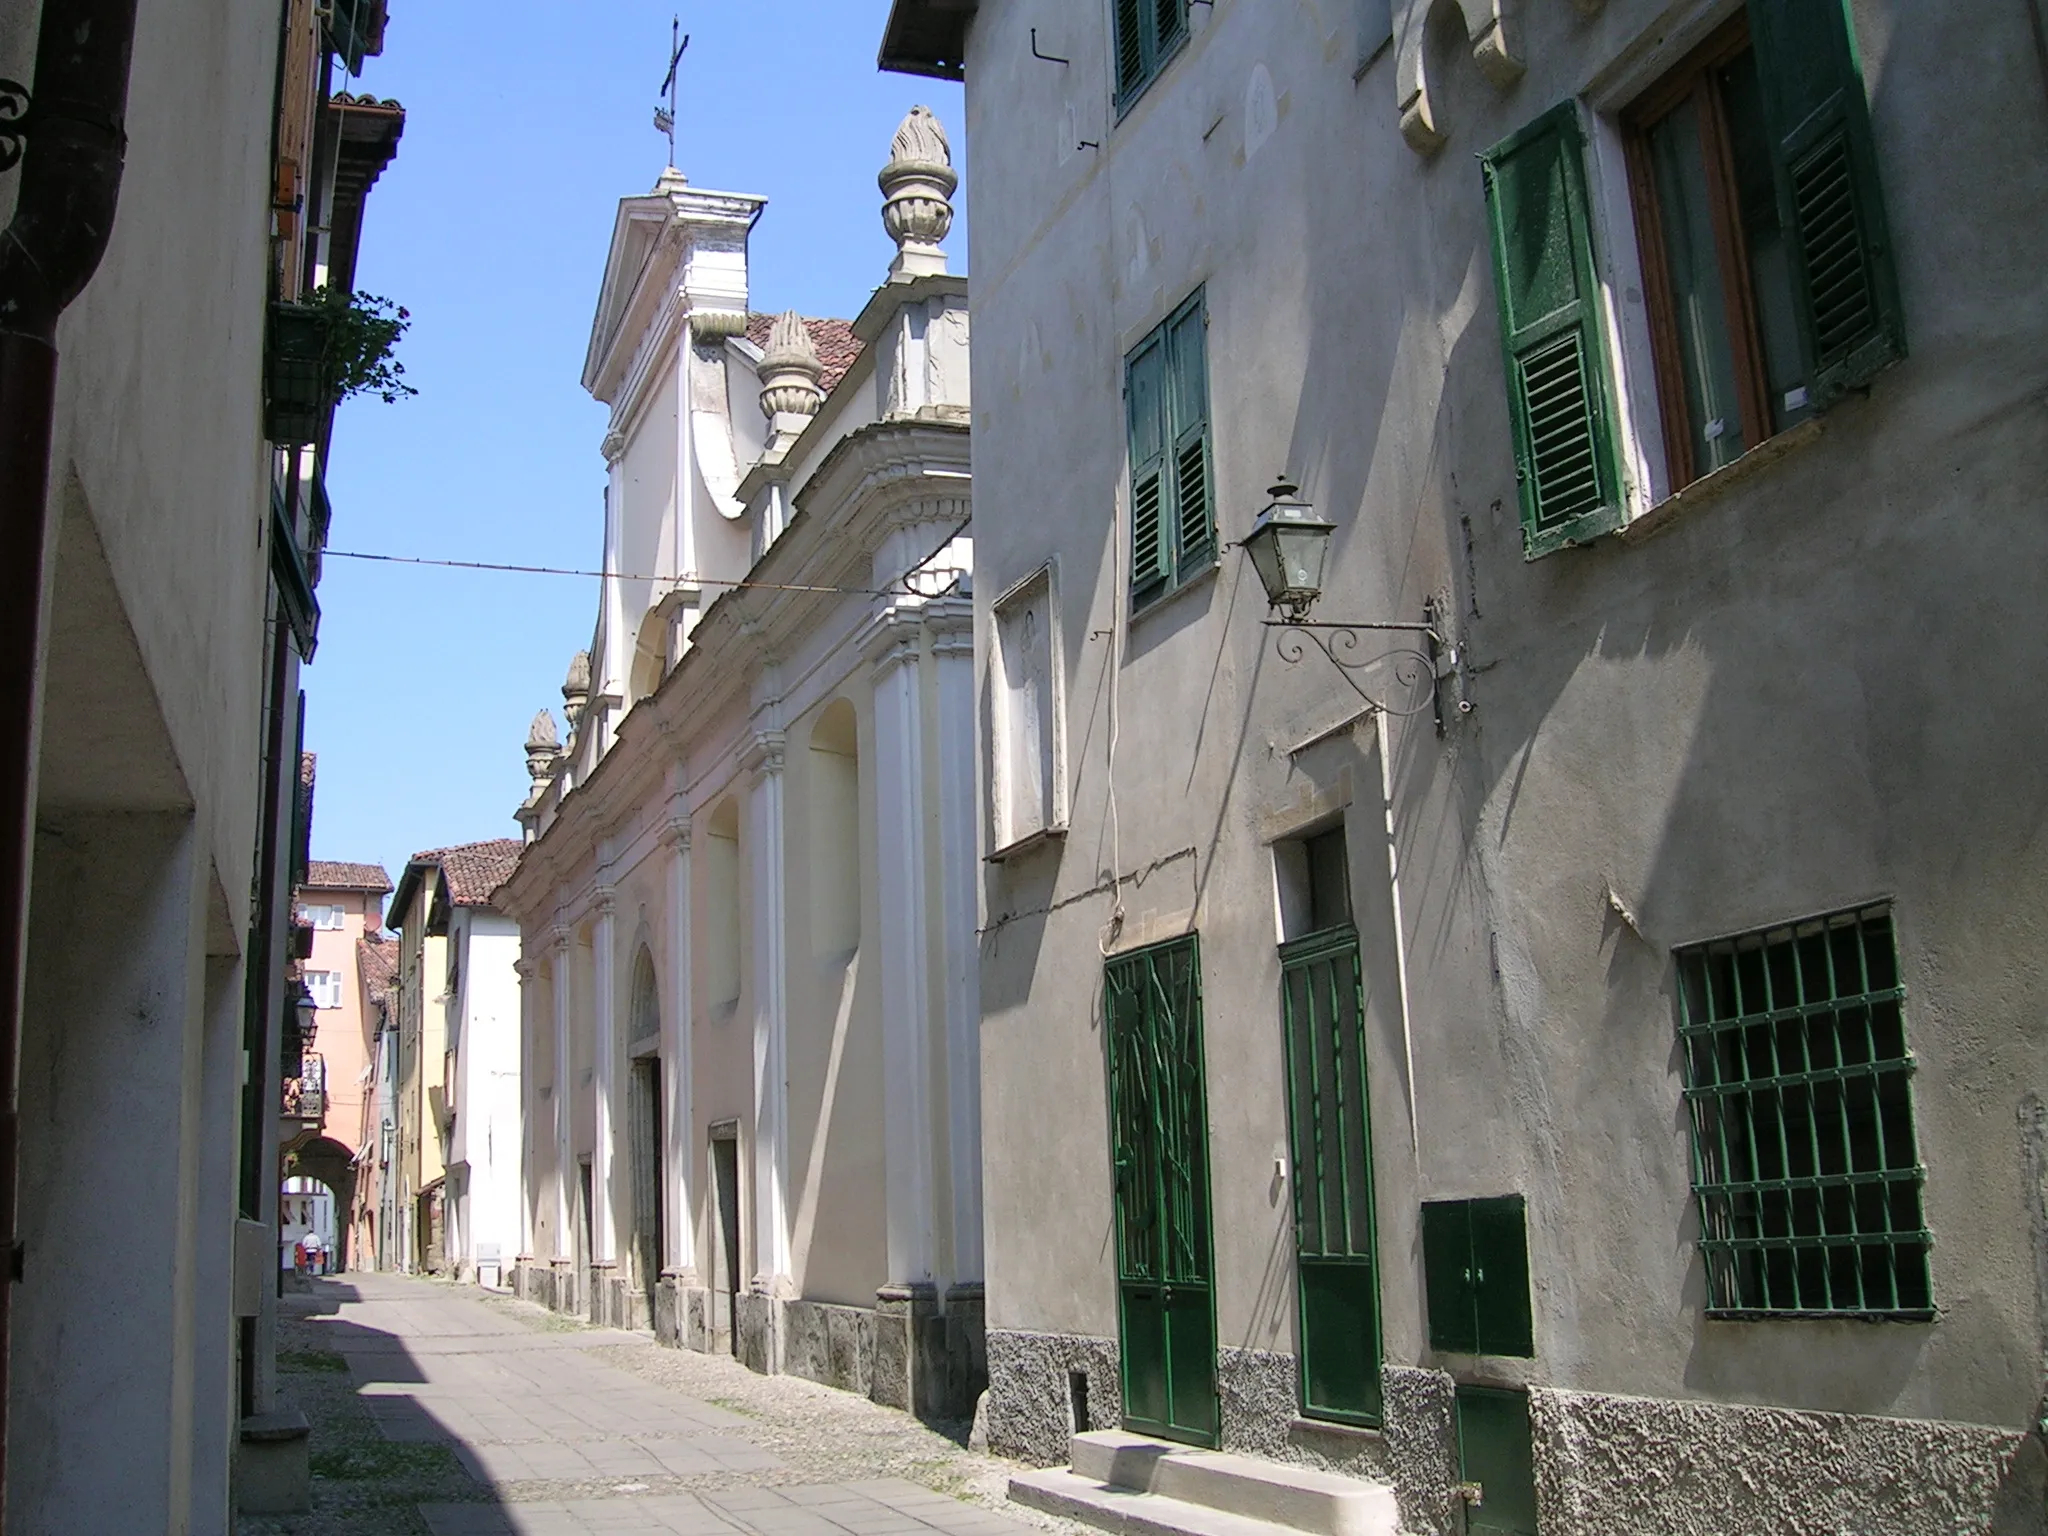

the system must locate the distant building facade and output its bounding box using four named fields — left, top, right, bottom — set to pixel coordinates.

left=883, top=0, right=2048, bottom=1533
left=288, top=858, right=392, bottom=1268
left=499, top=109, right=983, bottom=1419
left=384, top=840, right=524, bottom=1279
